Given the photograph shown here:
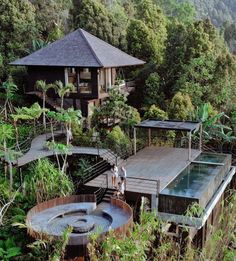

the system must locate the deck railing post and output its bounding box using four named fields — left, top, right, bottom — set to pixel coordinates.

left=148, top=128, right=151, bottom=146
left=188, top=131, right=192, bottom=161
left=134, top=127, right=137, bottom=155
left=199, top=123, right=202, bottom=151
left=106, top=173, right=108, bottom=188
left=157, top=179, right=160, bottom=196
